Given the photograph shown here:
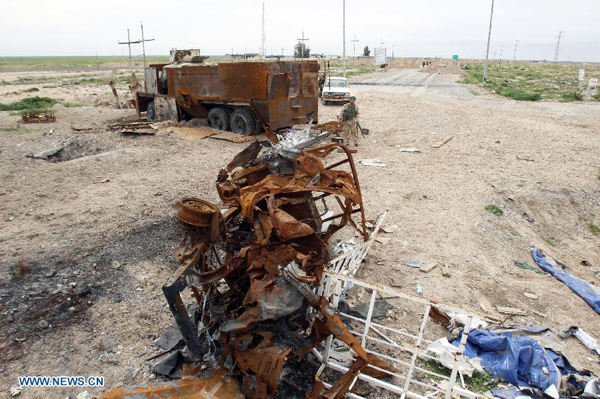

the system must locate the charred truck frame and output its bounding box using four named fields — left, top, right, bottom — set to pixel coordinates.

left=136, top=59, right=319, bottom=136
